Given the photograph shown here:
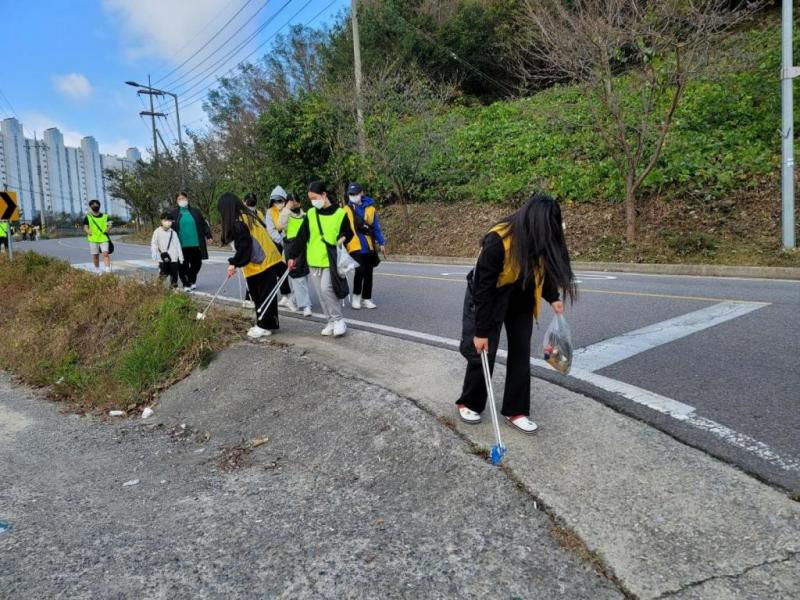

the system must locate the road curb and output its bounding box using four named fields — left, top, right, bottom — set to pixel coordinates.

left=387, top=254, right=800, bottom=280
